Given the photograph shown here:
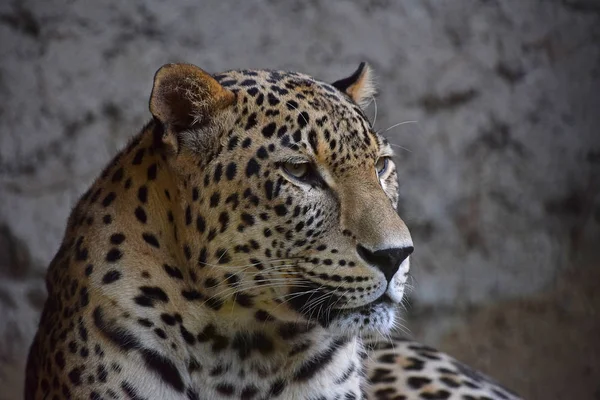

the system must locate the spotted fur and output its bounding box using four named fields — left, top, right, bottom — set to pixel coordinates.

left=25, top=63, right=520, bottom=400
